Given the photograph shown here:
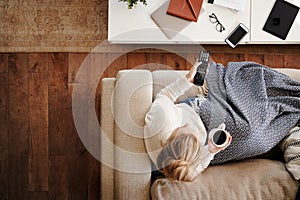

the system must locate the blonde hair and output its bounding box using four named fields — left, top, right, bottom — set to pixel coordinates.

left=157, top=129, right=202, bottom=182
